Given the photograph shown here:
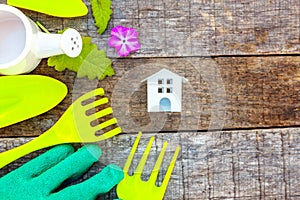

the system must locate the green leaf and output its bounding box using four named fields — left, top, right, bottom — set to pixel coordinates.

left=91, top=0, right=113, bottom=35
left=48, top=36, right=114, bottom=80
